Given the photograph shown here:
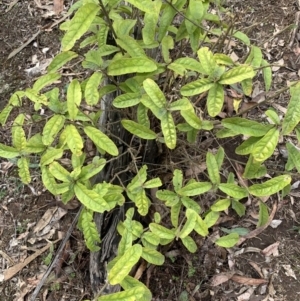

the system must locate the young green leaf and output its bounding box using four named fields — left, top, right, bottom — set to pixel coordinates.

left=0, top=105, right=13, bottom=126
left=261, top=59, right=272, bottom=92
left=142, top=247, right=165, bottom=265
left=181, top=78, right=214, bottom=96
left=48, top=161, right=70, bottom=182
left=62, top=3, right=100, bottom=51
left=33, top=73, right=61, bottom=92
left=156, top=190, right=179, bottom=206
left=149, top=223, right=175, bottom=240
left=74, top=182, right=110, bottom=212
left=181, top=235, right=197, bottom=253
left=249, top=175, right=291, bottom=197
left=142, top=2, right=161, bottom=45
left=265, top=109, right=280, bottom=125
left=178, top=182, right=212, bottom=196
left=65, top=124, right=83, bottom=156
left=121, top=120, right=156, bottom=140
left=143, top=178, right=162, bottom=189
left=98, top=286, right=145, bottom=301
left=251, top=128, right=279, bottom=162
left=143, top=79, right=166, bottom=109
left=18, top=157, right=30, bottom=184
left=137, top=103, right=150, bottom=128
left=218, top=65, right=255, bottom=85
left=219, top=183, right=248, bottom=199
left=231, top=200, right=246, bottom=217
left=109, top=244, right=143, bottom=285
left=26, top=133, right=46, bottom=153
left=40, top=148, right=63, bottom=166
left=47, top=51, right=78, bottom=73
left=197, top=47, right=217, bottom=76
left=84, top=126, right=118, bottom=156
left=222, top=117, right=273, bottom=137
left=179, top=213, right=196, bottom=239
left=232, top=31, right=250, bottom=46
left=161, top=112, right=176, bottom=149
left=235, top=136, right=262, bottom=155
left=211, top=199, right=231, bottom=212
left=116, top=35, right=146, bottom=58
left=173, top=169, right=183, bottom=192
left=108, top=58, right=157, bottom=76
left=257, top=202, right=269, bottom=227
left=286, top=142, right=300, bottom=172
left=243, top=155, right=267, bottom=179
left=241, top=78, right=253, bottom=96
left=84, top=72, right=102, bottom=105
left=206, top=152, right=220, bottom=185
left=161, top=35, right=174, bottom=63
left=42, top=115, right=65, bottom=146
left=113, top=93, right=141, bottom=108
left=204, top=211, right=220, bottom=228
left=121, top=276, right=152, bottom=301
left=134, top=190, right=150, bottom=216
left=215, top=233, right=239, bottom=248
left=67, top=79, right=81, bottom=120
left=282, top=83, right=300, bottom=135
left=215, top=147, right=225, bottom=170
left=207, top=83, right=224, bottom=117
